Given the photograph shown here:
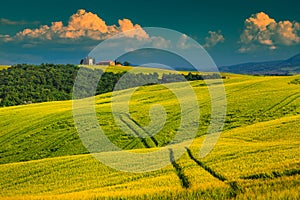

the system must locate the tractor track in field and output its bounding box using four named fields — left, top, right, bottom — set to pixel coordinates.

left=0, top=113, right=63, bottom=147
left=122, top=138, right=141, bottom=150
left=185, top=148, right=226, bottom=182
left=230, top=81, right=261, bottom=94
left=263, top=92, right=298, bottom=112
left=262, top=92, right=300, bottom=115
left=198, top=81, right=261, bottom=107
left=118, top=114, right=158, bottom=148
left=222, top=81, right=261, bottom=99
left=119, top=116, right=151, bottom=148
left=272, top=94, right=300, bottom=114
left=123, top=113, right=159, bottom=146
left=266, top=92, right=300, bottom=112
left=168, top=147, right=244, bottom=193
left=169, top=148, right=190, bottom=189
left=185, top=147, right=243, bottom=197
